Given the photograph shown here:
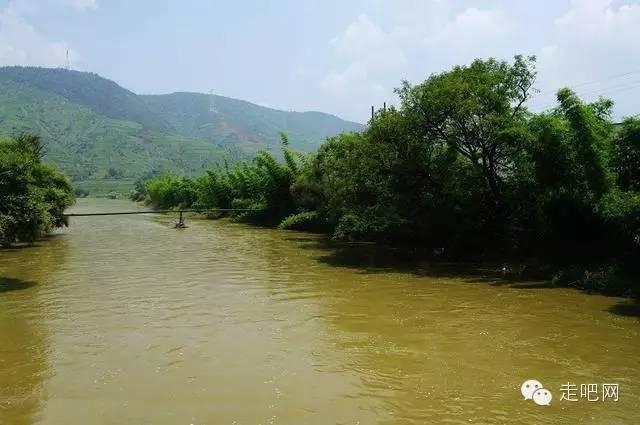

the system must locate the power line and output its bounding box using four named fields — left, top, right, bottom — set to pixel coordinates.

left=531, top=82, right=640, bottom=113
left=569, top=69, right=640, bottom=90
left=533, top=69, right=640, bottom=104
left=581, top=79, right=640, bottom=97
